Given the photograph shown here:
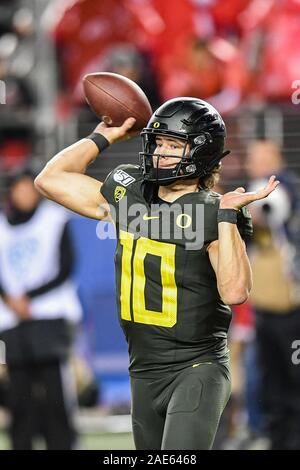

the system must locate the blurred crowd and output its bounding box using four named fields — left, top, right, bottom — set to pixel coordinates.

left=0, top=0, right=300, bottom=450
left=220, top=140, right=300, bottom=450
left=0, top=0, right=36, bottom=171
left=1, top=0, right=300, bottom=170
left=49, top=0, right=300, bottom=109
